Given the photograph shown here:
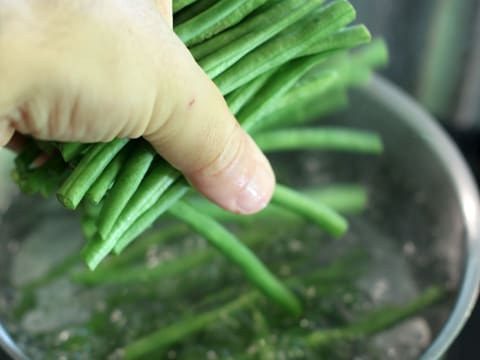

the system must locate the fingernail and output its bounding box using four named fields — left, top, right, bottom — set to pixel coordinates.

left=234, top=160, right=274, bottom=214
